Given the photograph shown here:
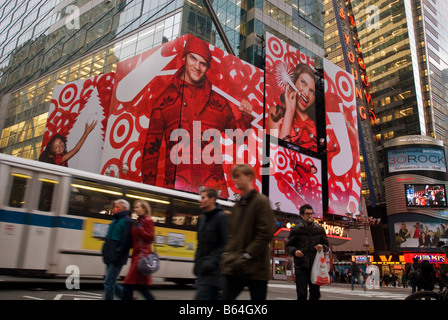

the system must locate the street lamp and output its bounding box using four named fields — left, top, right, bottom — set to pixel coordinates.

left=318, top=142, right=338, bottom=156
left=105, top=162, right=129, bottom=178
left=343, top=213, right=381, bottom=263
left=344, top=213, right=381, bottom=229
left=275, top=202, right=281, bottom=211
left=283, top=132, right=316, bottom=146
